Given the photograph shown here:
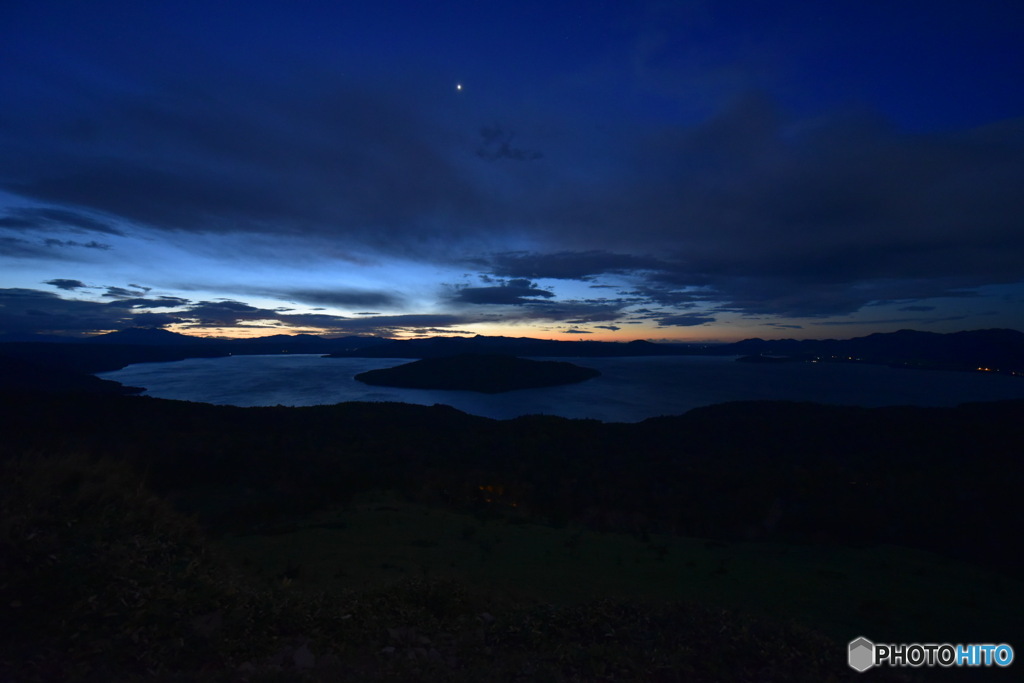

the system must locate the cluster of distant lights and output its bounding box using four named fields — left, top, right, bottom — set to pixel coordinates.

left=805, top=358, right=1019, bottom=376
left=976, top=367, right=1019, bottom=376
